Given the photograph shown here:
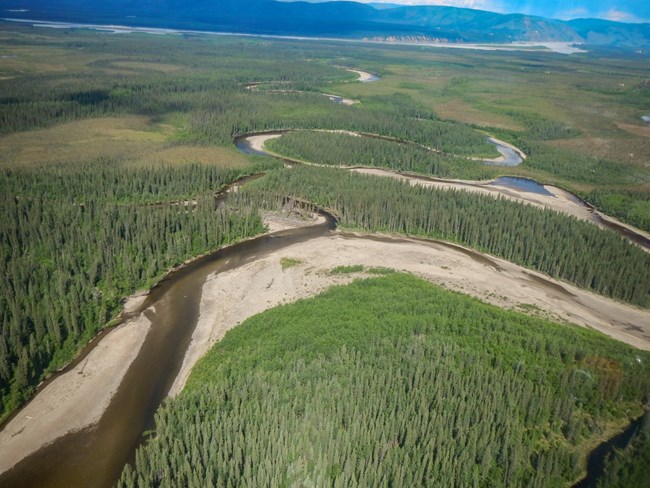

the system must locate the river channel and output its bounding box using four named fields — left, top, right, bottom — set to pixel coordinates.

left=234, top=130, right=650, bottom=251
left=0, top=213, right=336, bottom=488
left=2, top=199, right=645, bottom=487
